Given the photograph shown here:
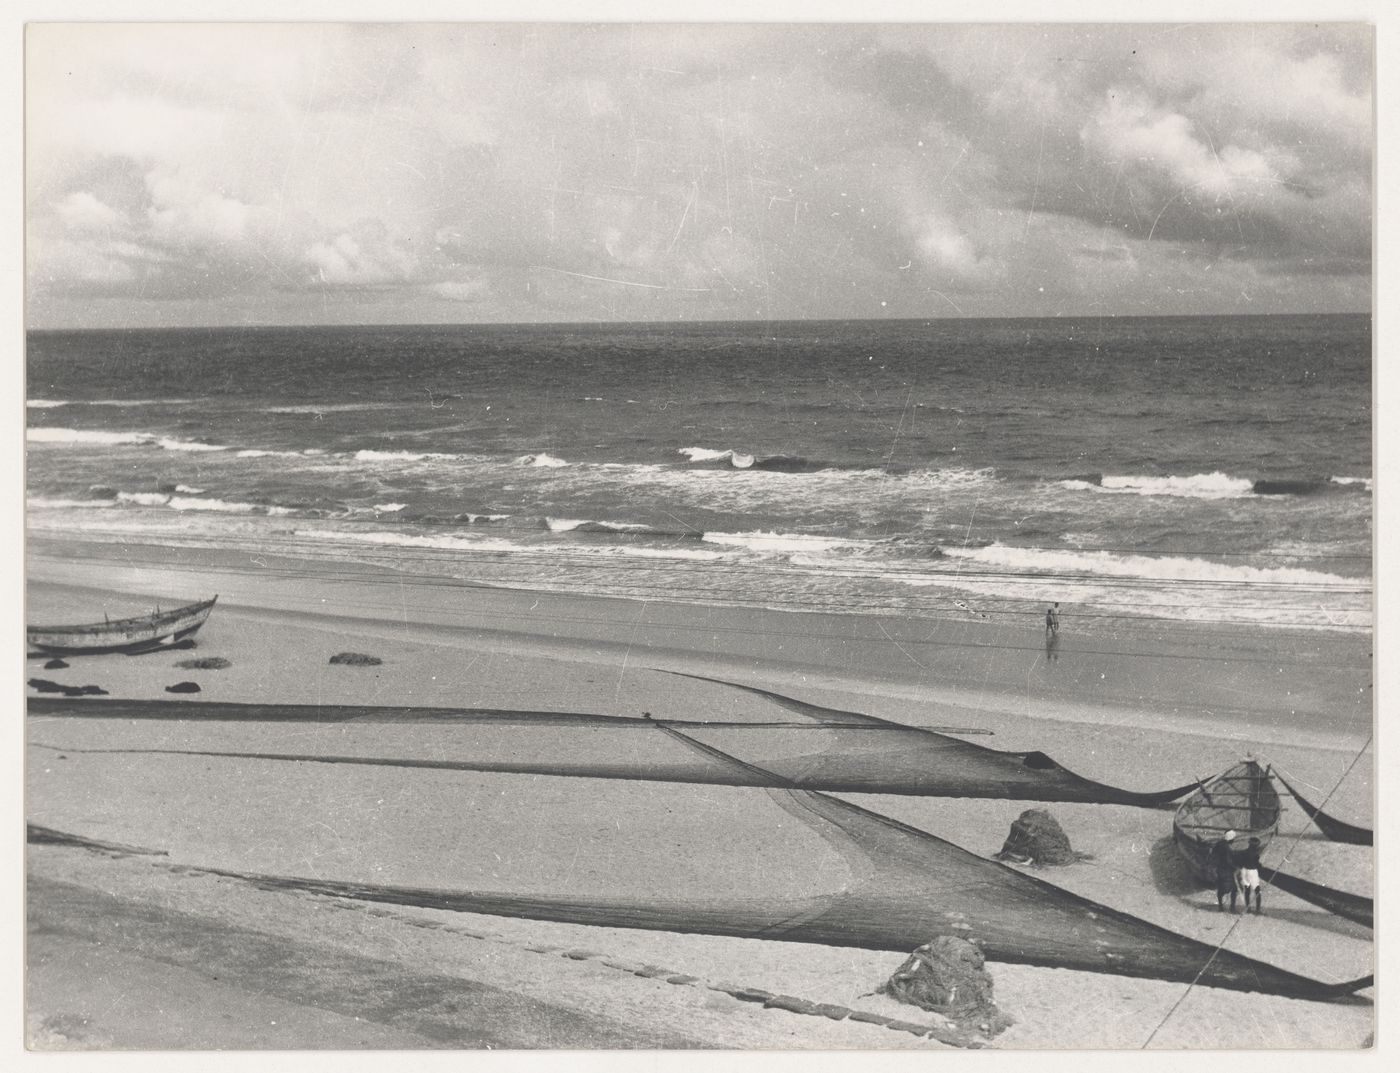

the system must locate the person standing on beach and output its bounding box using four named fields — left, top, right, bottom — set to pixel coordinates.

left=1235, top=837, right=1264, bottom=914
left=1210, top=830, right=1239, bottom=912
left=1046, top=603, right=1060, bottom=633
